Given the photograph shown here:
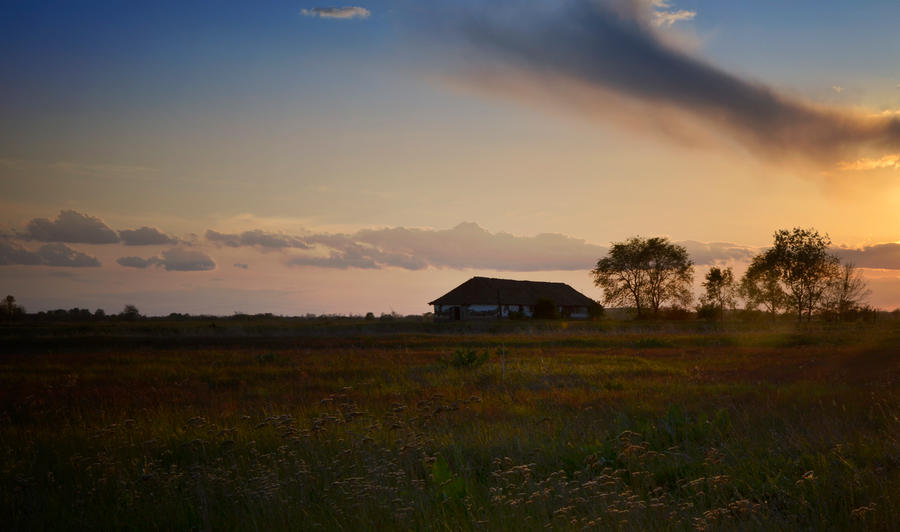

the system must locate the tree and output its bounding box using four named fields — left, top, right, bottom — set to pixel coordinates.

left=739, top=254, right=787, bottom=319
left=767, top=228, right=839, bottom=321
left=2, top=295, right=24, bottom=320
left=120, top=304, right=141, bottom=321
left=821, top=262, right=870, bottom=321
left=700, top=266, right=736, bottom=320
left=591, top=236, right=693, bottom=318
